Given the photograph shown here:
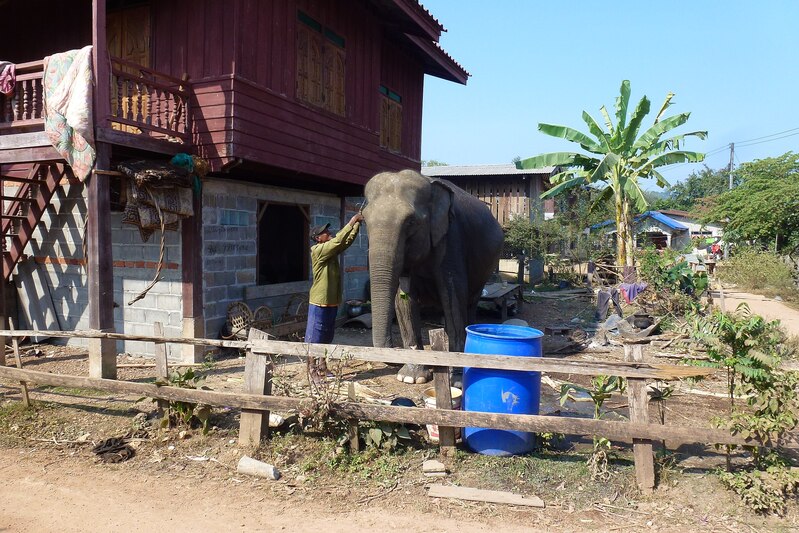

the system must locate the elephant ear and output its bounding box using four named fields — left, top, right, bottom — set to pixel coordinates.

left=429, top=179, right=454, bottom=248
